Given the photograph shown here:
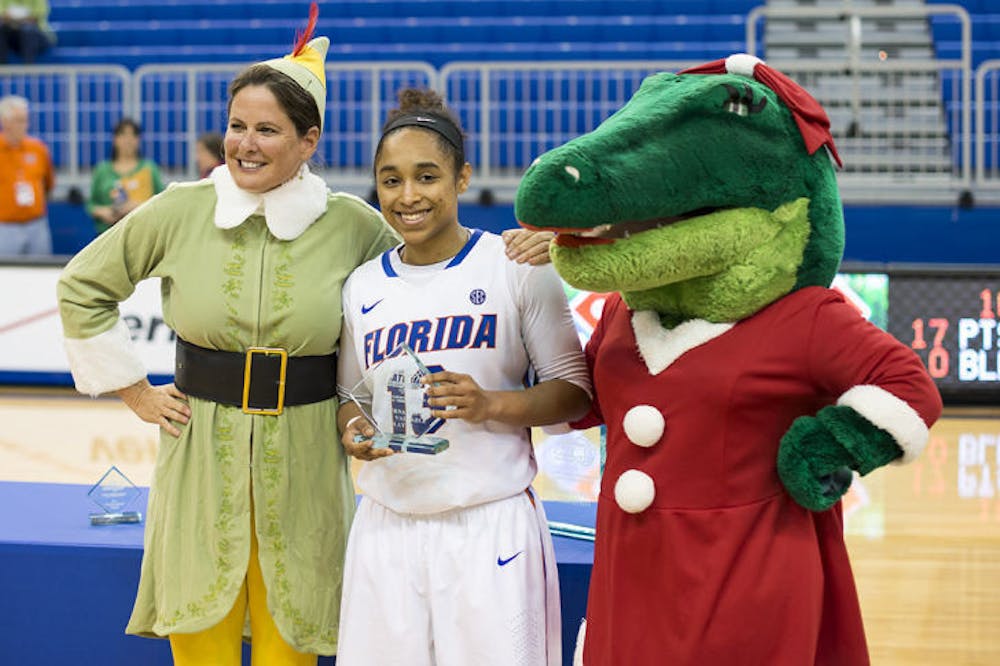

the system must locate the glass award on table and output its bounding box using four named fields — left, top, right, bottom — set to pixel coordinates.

left=87, top=465, right=143, bottom=525
left=339, top=342, right=449, bottom=455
